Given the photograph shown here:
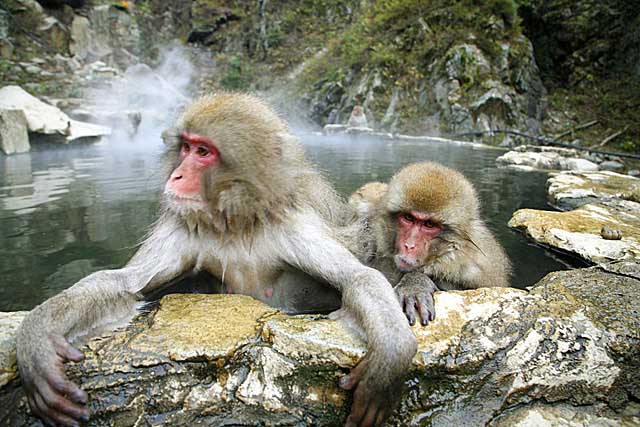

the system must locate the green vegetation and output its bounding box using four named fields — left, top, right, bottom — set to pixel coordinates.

left=546, top=78, right=640, bottom=153
left=220, top=55, right=250, bottom=90
left=294, top=0, right=527, bottom=132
